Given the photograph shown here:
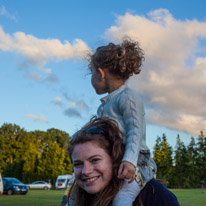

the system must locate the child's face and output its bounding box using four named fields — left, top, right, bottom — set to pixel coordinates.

left=91, top=68, right=108, bottom=95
